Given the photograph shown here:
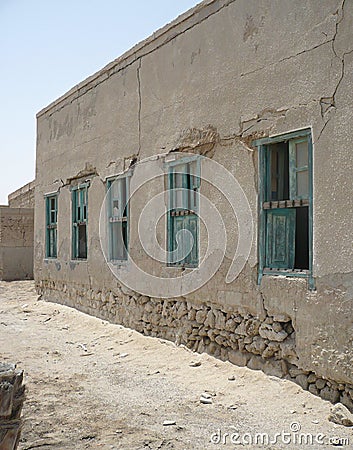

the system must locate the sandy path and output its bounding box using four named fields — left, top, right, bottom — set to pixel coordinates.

left=0, top=281, right=351, bottom=449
